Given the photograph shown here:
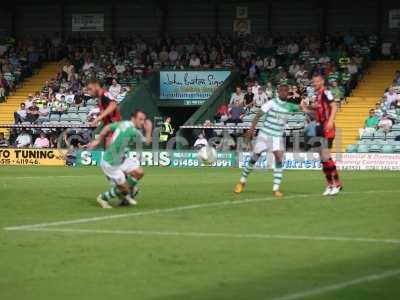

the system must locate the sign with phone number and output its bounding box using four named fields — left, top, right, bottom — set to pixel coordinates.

left=0, top=149, right=66, bottom=166
left=170, top=151, right=235, bottom=168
